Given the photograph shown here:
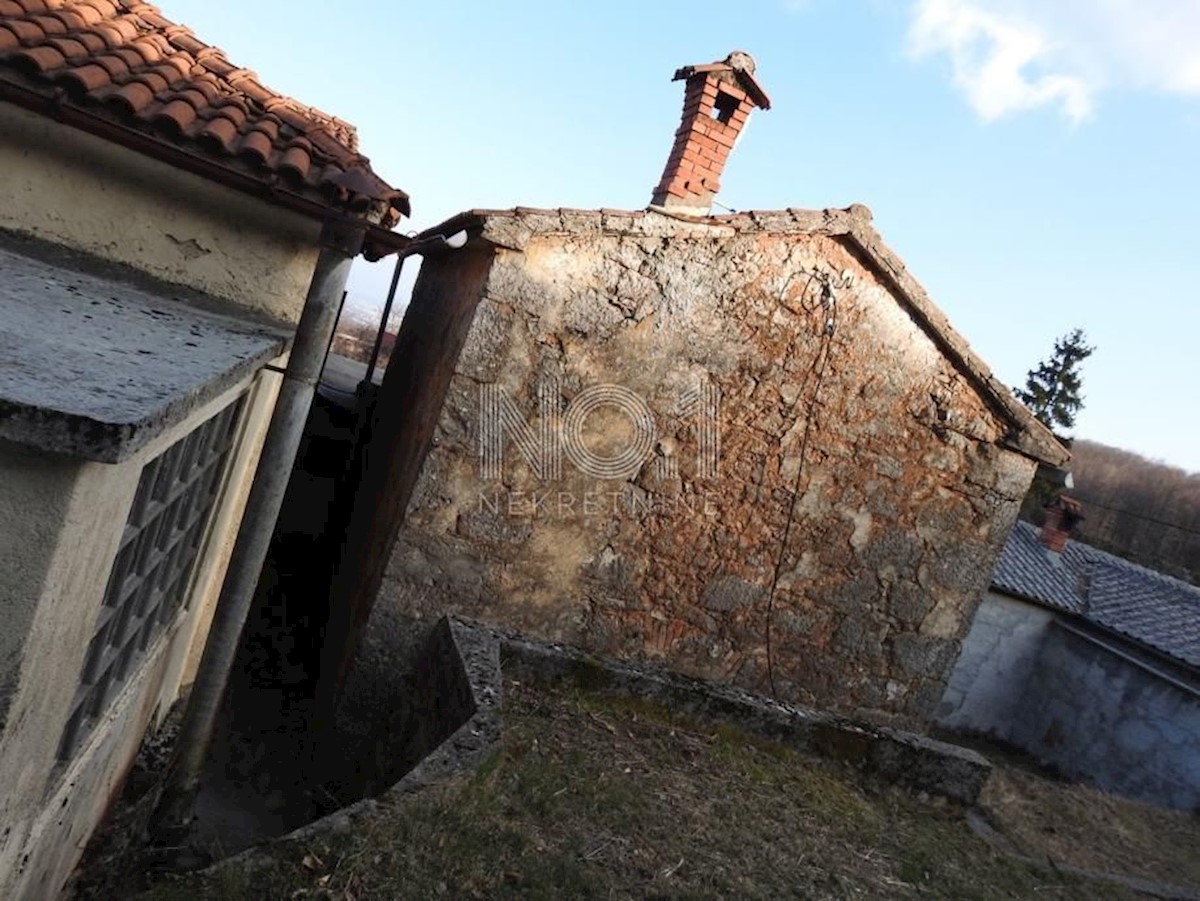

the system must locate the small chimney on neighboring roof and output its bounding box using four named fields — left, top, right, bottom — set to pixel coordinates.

left=1041, top=495, right=1084, bottom=554
left=650, top=51, right=771, bottom=216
